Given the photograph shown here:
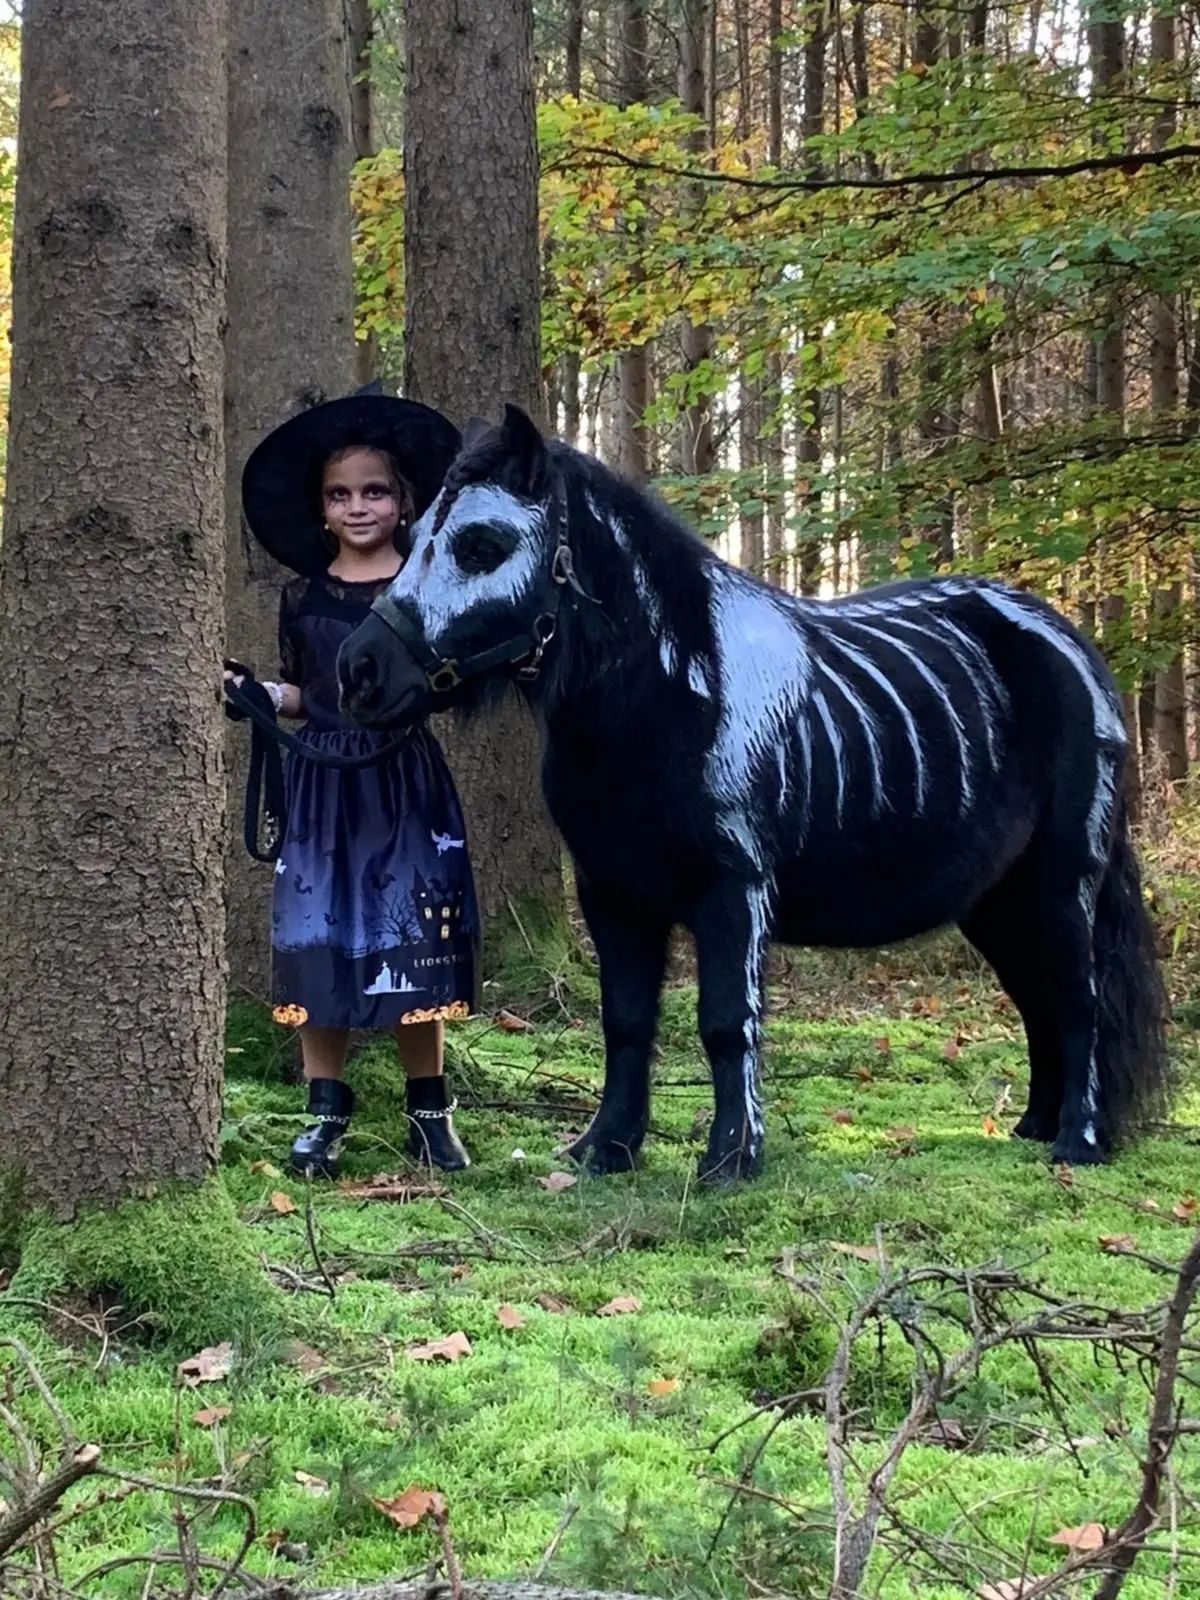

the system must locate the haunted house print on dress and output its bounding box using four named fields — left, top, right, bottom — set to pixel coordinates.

left=270, top=570, right=478, bottom=1030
